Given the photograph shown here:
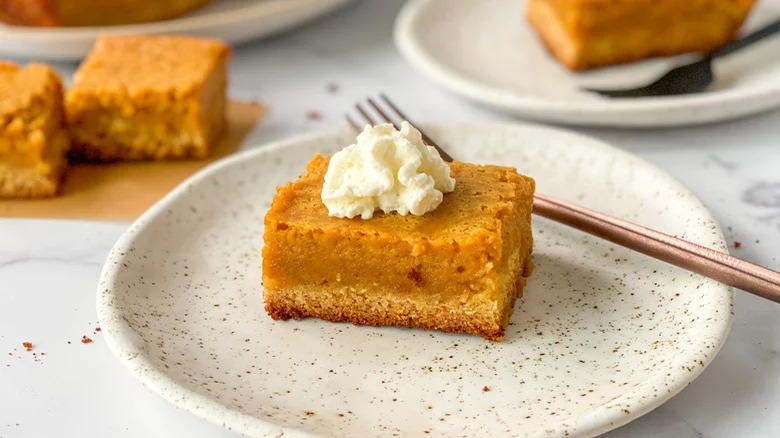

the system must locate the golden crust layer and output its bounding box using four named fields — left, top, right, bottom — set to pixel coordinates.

left=263, top=155, right=535, bottom=341
left=65, top=35, right=230, bottom=161
left=0, top=0, right=211, bottom=27
left=0, top=62, right=68, bottom=198
left=527, top=0, right=756, bottom=70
